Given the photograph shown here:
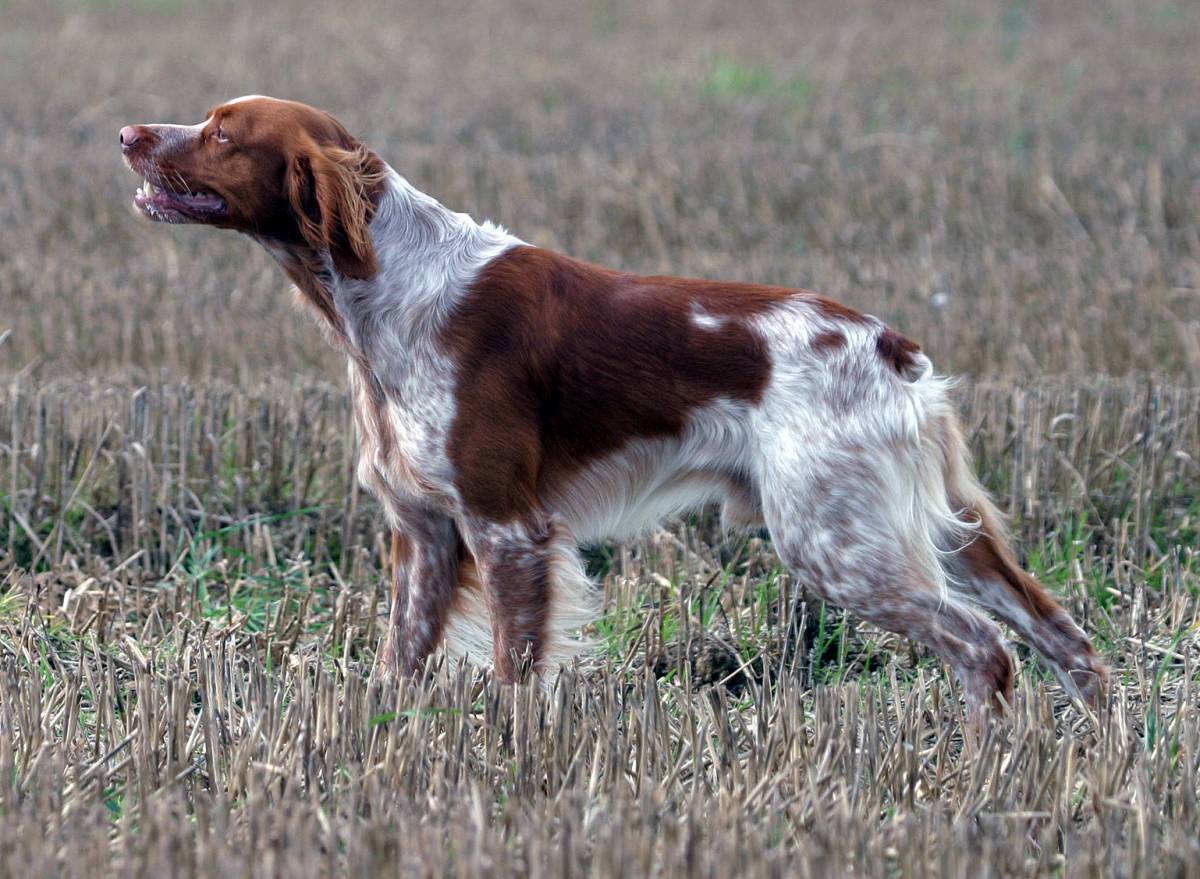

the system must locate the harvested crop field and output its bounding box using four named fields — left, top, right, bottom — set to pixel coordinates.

left=1, top=0, right=1198, bottom=876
